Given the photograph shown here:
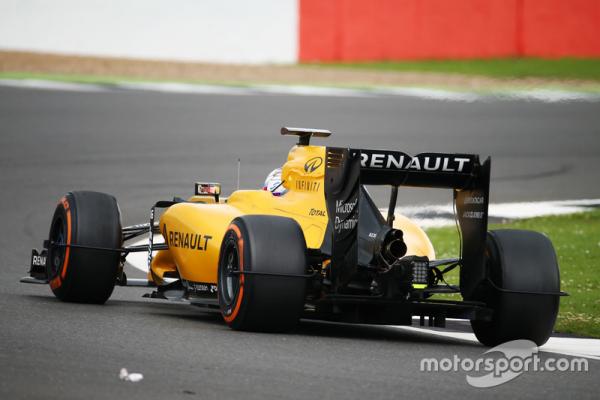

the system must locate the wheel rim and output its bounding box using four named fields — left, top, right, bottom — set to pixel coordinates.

left=220, top=238, right=241, bottom=306
left=48, top=216, right=66, bottom=279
